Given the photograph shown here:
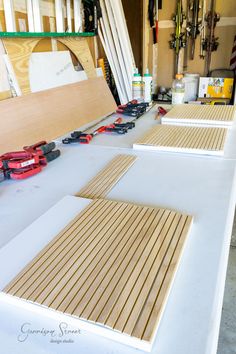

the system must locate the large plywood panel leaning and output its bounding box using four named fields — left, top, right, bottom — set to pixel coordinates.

left=2, top=198, right=193, bottom=352
left=133, top=125, right=227, bottom=156
left=0, top=77, right=117, bottom=154
left=162, top=104, right=236, bottom=127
